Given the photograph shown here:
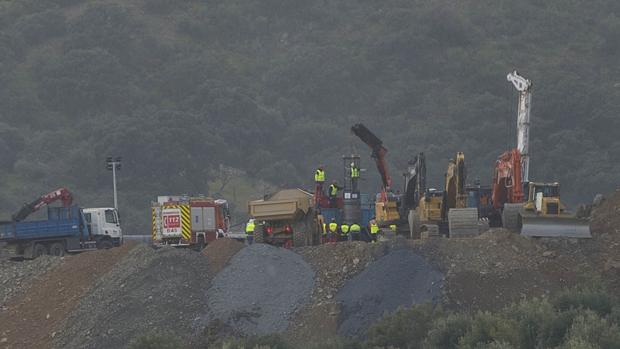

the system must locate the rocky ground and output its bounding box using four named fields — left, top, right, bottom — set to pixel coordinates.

left=335, top=248, right=443, bottom=338
left=0, top=256, right=62, bottom=307
left=0, top=242, right=136, bottom=349
left=203, top=244, right=315, bottom=337
left=0, top=190, right=618, bottom=348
